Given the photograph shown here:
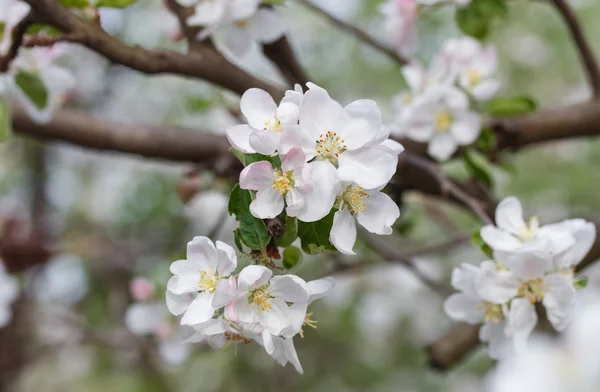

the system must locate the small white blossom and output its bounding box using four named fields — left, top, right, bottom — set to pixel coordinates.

left=378, top=0, right=418, bottom=55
